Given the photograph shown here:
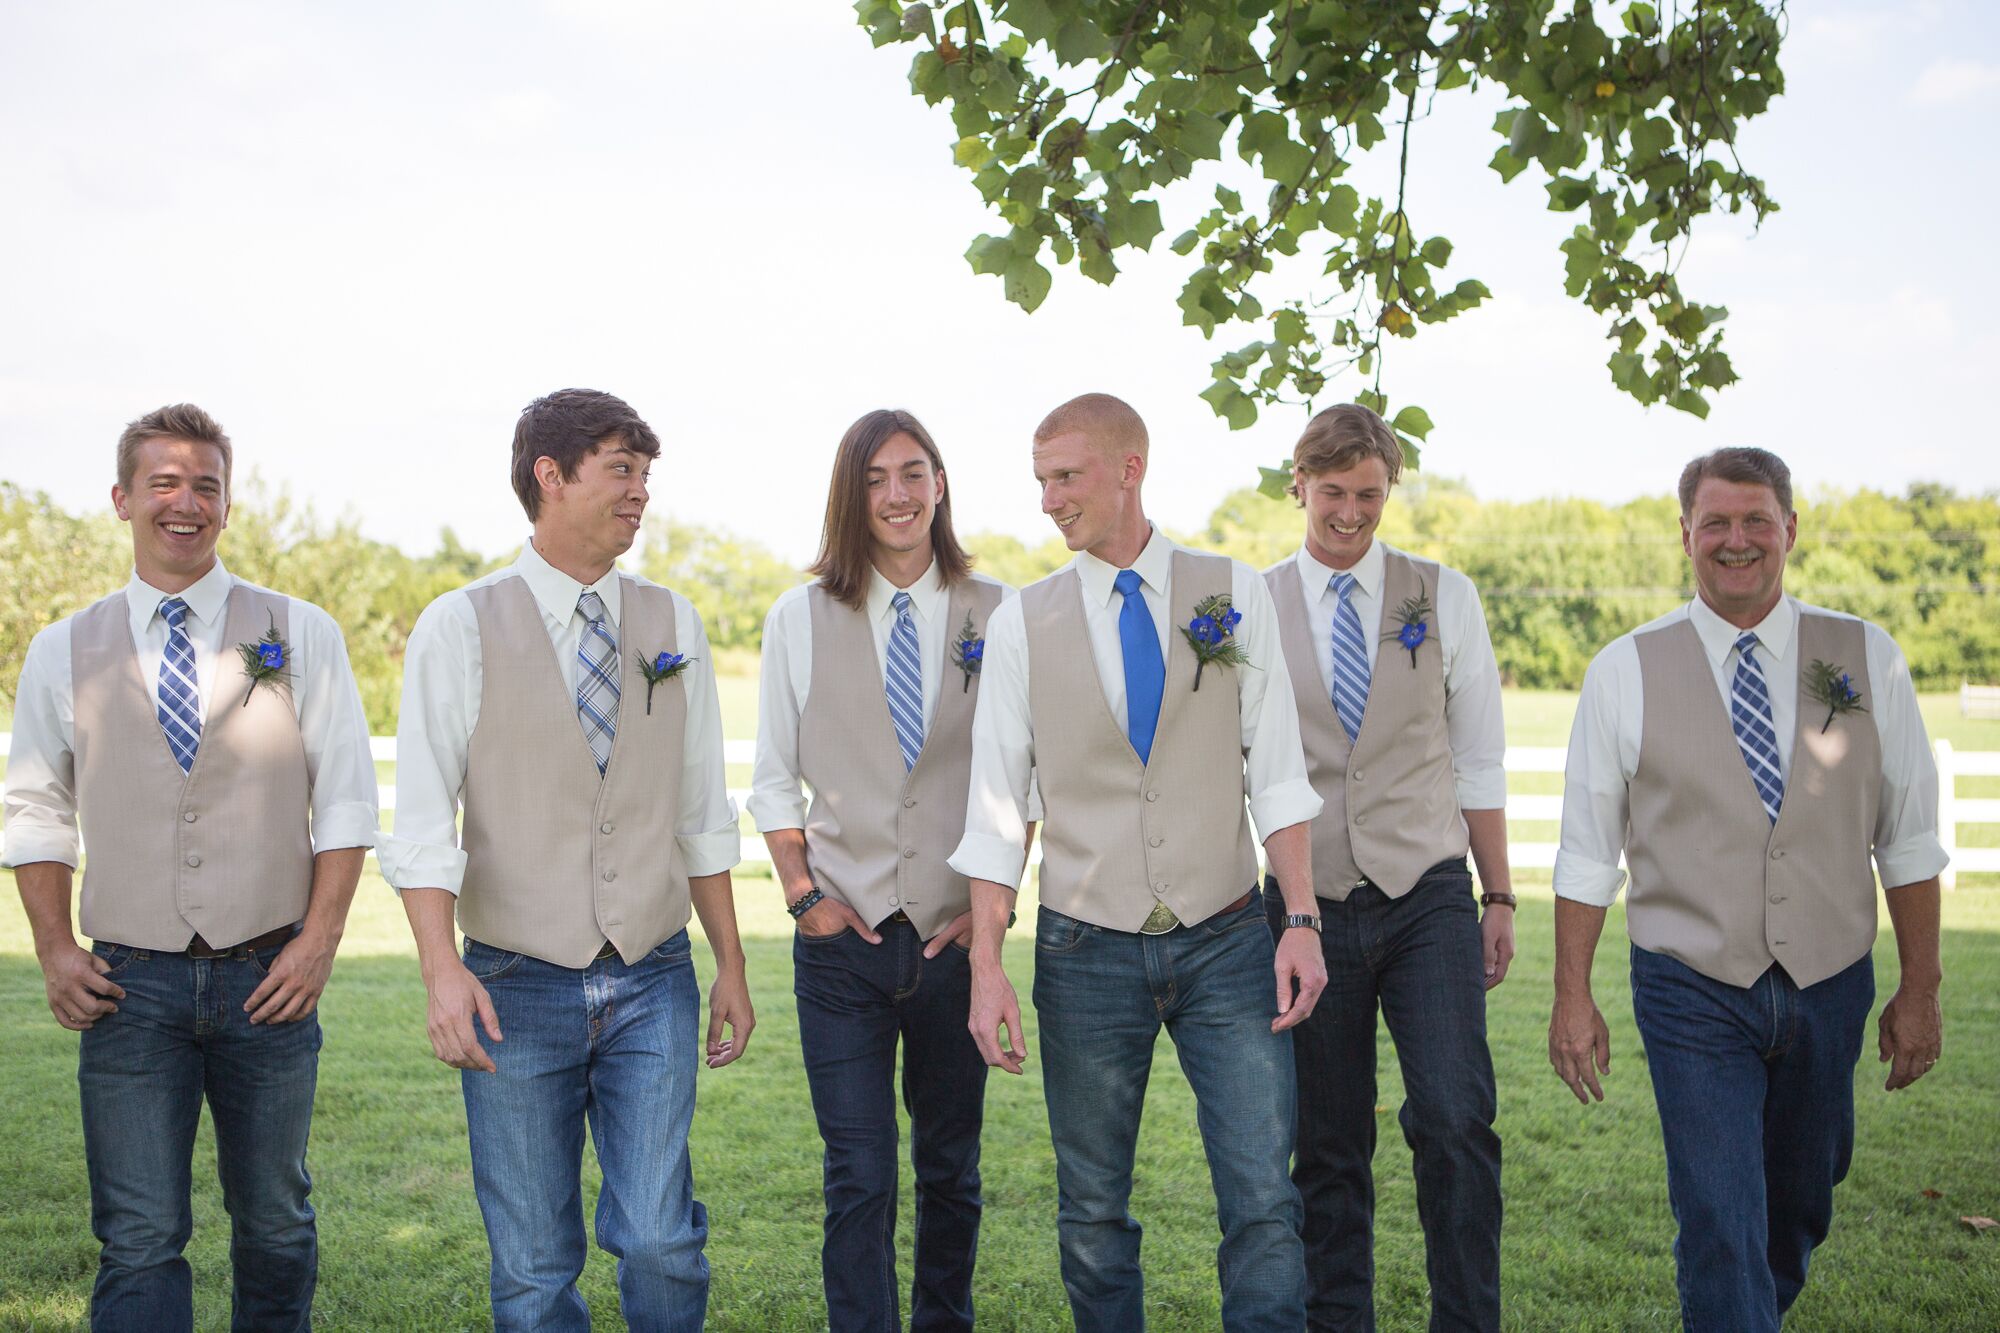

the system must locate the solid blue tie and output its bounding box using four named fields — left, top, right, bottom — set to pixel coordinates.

left=1729, top=631, right=1785, bottom=824
left=1115, top=569, right=1164, bottom=765
left=885, top=590, right=925, bottom=770
left=156, top=596, right=202, bottom=774
left=1329, top=572, right=1371, bottom=745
